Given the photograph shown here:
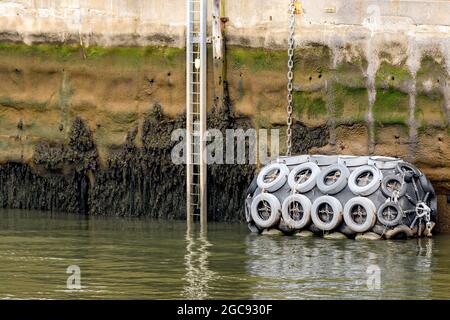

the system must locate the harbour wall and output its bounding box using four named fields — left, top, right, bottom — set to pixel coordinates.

left=0, top=0, right=449, bottom=230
